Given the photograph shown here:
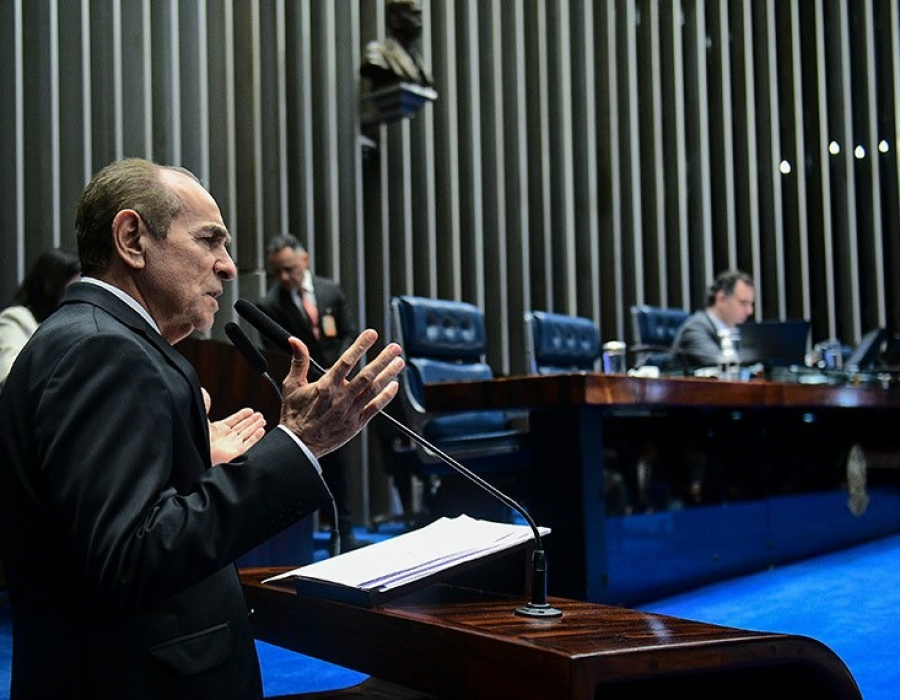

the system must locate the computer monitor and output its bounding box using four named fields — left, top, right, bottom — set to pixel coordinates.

left=737, top=320, right=811, bottom=366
